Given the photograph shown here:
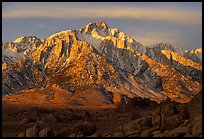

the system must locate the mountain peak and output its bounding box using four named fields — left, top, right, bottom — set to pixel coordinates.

left=84, top=21, right=108, bottom=33
left=95, top=20, right=108, bottom=27
left=13, top=36, right=40, bottom=43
